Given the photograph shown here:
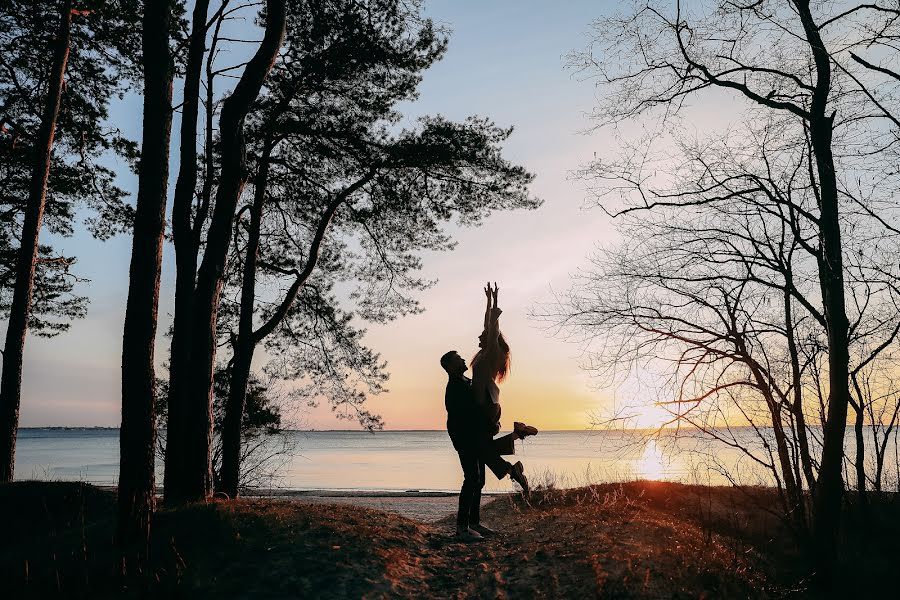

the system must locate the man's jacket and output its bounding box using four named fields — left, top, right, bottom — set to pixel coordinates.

left=445, top=375, right=490, bottom=451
